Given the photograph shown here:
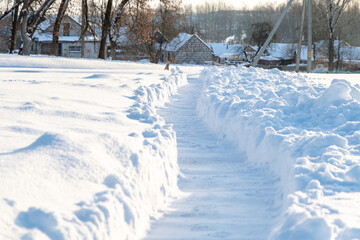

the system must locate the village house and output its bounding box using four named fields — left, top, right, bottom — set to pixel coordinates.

left=208, top=43, right=245, bottom=65
left=31, top=15, right=100, bottom=58
left=163, top=33, right=213, bottom=64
